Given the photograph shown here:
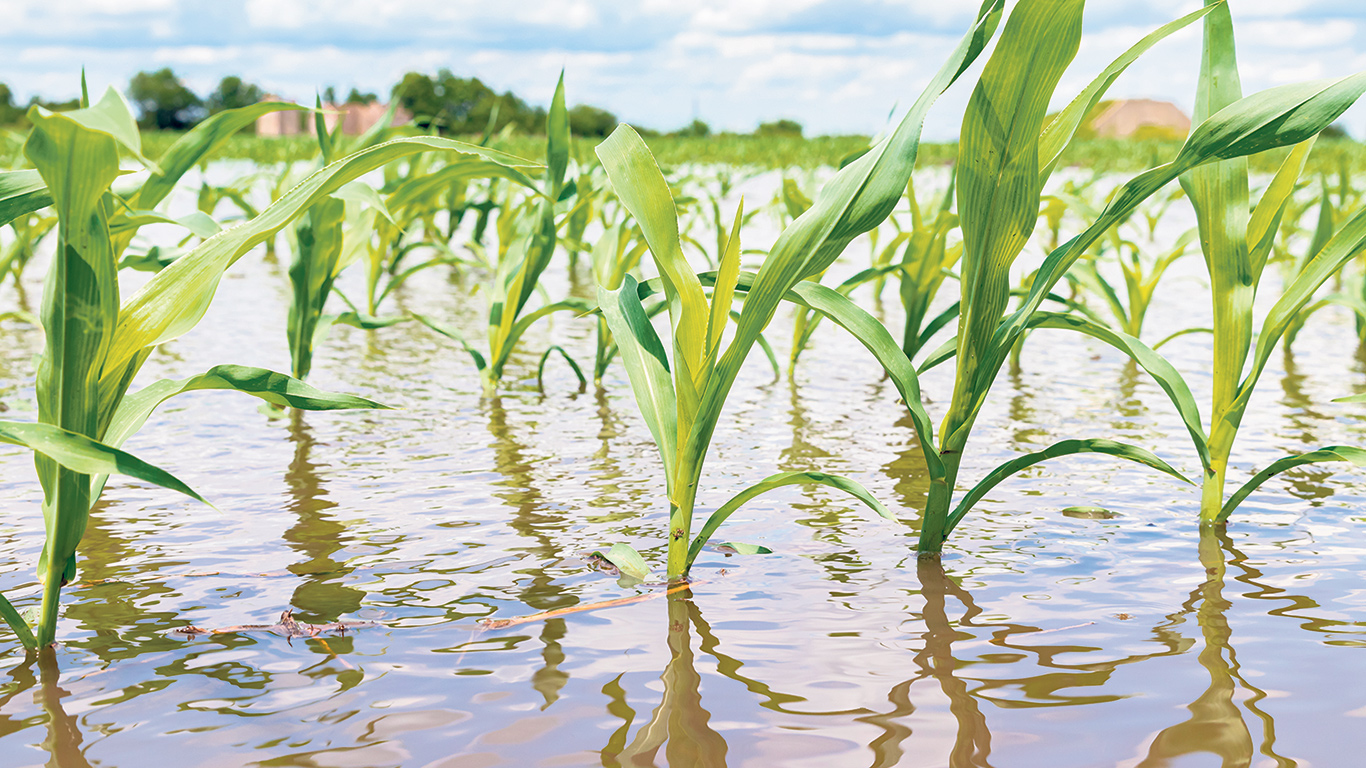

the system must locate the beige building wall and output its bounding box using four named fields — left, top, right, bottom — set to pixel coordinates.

left=254, top=97, right=411, bottom=137
left=1090, top=99, right=1191, bottom=139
